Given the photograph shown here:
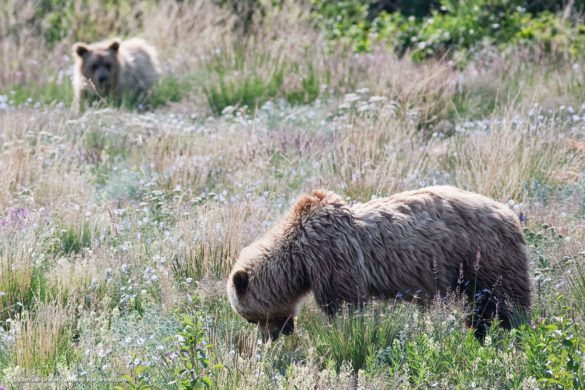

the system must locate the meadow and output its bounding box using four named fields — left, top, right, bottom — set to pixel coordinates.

left=1, top=0, right=585, bottom=388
